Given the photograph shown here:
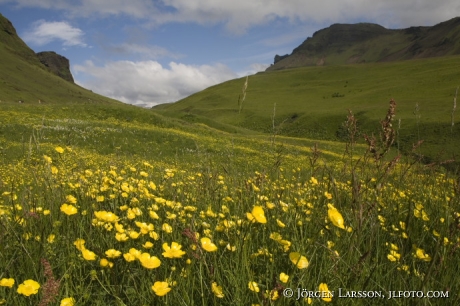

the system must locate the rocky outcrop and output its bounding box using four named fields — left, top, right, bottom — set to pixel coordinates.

left=37, top=51, right=74, bottom=83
